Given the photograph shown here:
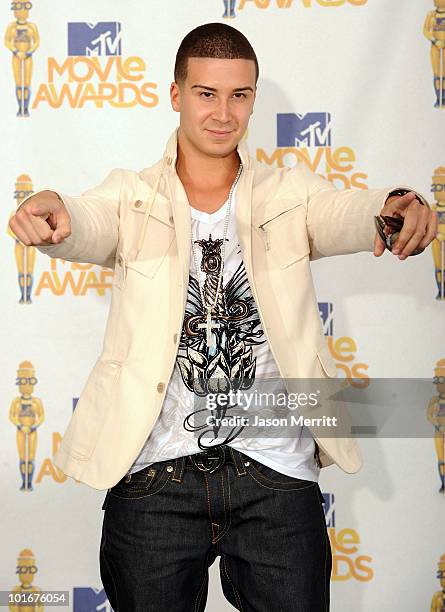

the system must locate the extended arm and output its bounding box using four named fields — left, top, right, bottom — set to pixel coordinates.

left=14, top=168, right=123, bottom=269
left=289, top=162, right=427, bottom=261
